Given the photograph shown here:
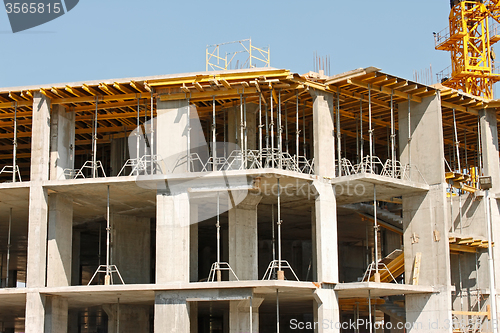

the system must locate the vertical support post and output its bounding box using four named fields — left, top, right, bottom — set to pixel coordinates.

left=6, top=208, right=11, bottom=287
left=259, top=93, right=263, bottom=164
left=360, top=97, right=364, bottom=169
left=296, top=92, right=299, bottom=166
left=452, top=108, right=461, bottom=171
left=270, top=89, right=275, bottom=168
left=368, top=290, right=372, bottom=333
left=302, top=101, right=306, bottom=158
left=136, top=97, right=140, bottom=175
left=240, top=94, right=245, bottom=167
left=244, top=97, right=248, bottom=162
left=187, top=97, right=191, bottom=172
left=336, top=87, right=341, bottom=176
left=407, top=94, right=412, bottom=177
left=278, top=90, right=282, bottom=169
left=216, top=192, right=221, bottom=281
left=277, top=178, right=283, bottom=275
left=486, top=189, right=498, bottom=333
left=13, top=102, right=17, bottom=183
left=368, top=85, right=373, bottom=171
left=373, top=185, right=380, bottom=282
left=150, top=90, right=154, bottom=175
left=92, top=97, right=98, bottom=178
left=390, top=92, right=395, bottom=177
left=212, top=96, right=216, bottom=171
left=276, top=289, right=280, bottom=333
left=105, top=185, right=111, bottom=285
left=249, top=297, right=253, bottom=333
